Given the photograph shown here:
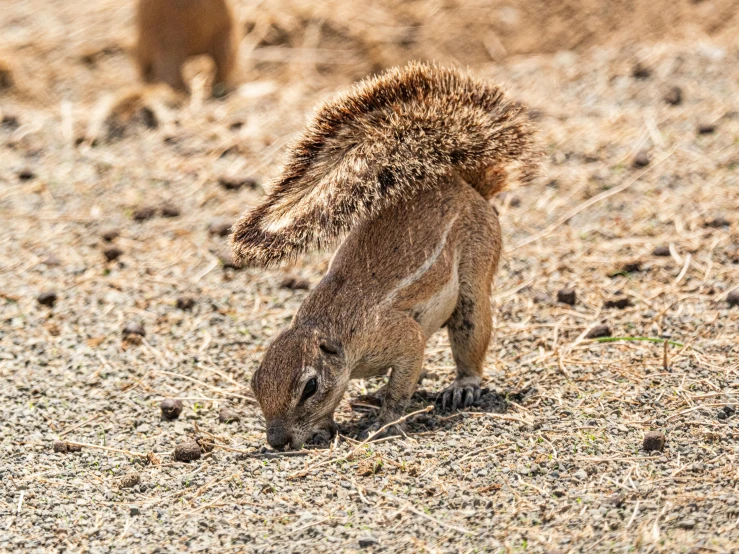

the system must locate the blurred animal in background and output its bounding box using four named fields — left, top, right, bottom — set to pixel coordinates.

left=135, top=0, right=240, bottom=96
